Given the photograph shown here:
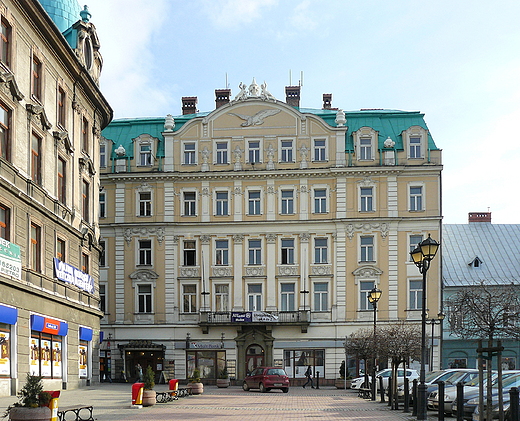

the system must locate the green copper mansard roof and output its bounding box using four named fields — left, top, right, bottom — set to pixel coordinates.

left=101, top=108, right=439, bottom=160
